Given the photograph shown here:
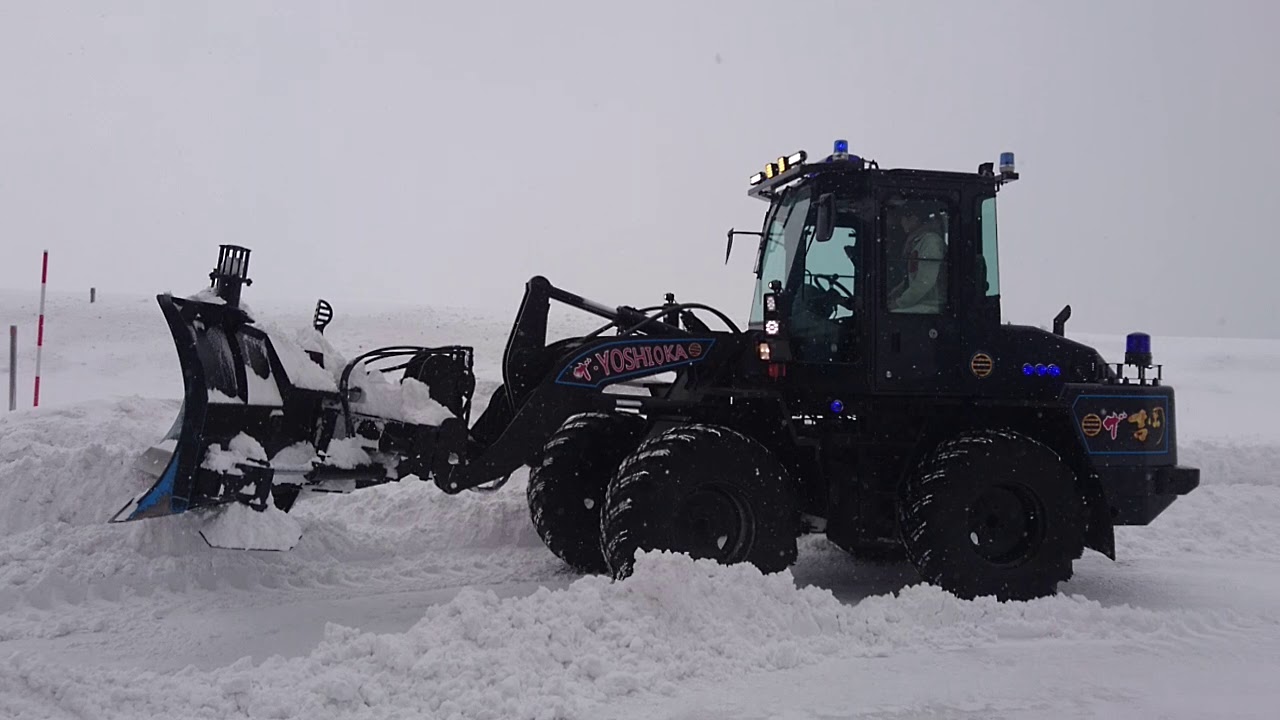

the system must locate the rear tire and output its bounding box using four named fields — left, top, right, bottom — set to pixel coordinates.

left=601, top=424, right=799, bottom=579
left=898, top=429, right=1083, bottom=601
left=527, top=412, right=646, bottom=573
